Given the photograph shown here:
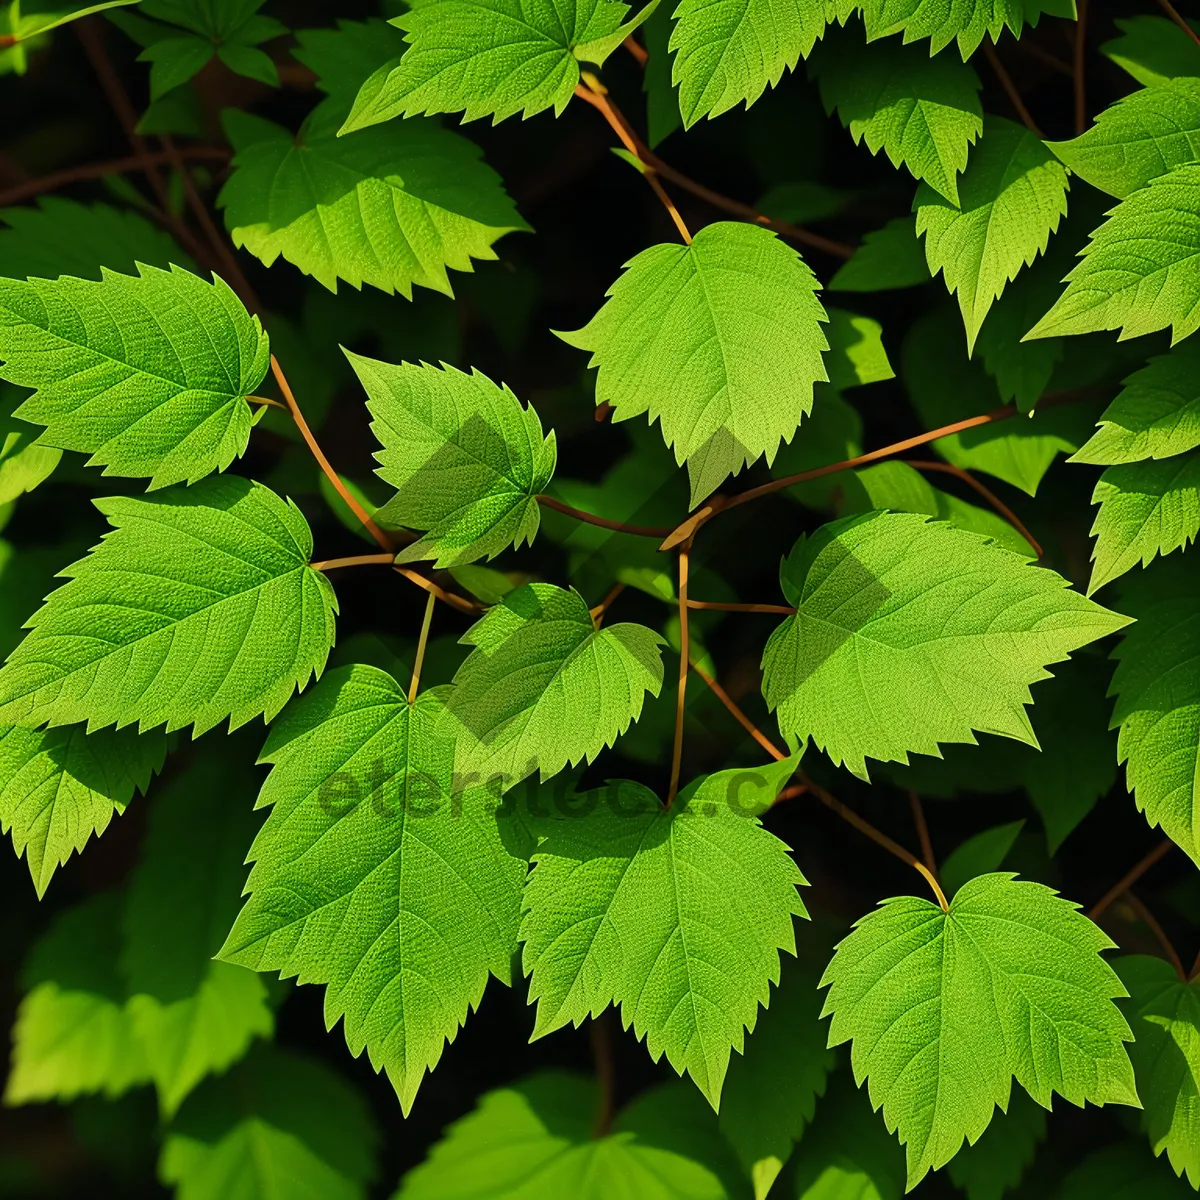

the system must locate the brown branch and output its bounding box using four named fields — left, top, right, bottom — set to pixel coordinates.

left=905, top=460, right=1043, bottom=557
left=686, top=599, right=797, bottom=615
left=1191, top=948, right=1200, bottom=981
left=688, top=659, right=786, bottom=762
left=1155, top=0, right=1200, bottom=48
left=666, top=542, right=691, bottom=806
left=1088, top=839, right=1175, bottom=920
left=1125, top=891, right=1187, bottom=981
left=1015, top=39, right=1073, bottom=76
left=393, top=566, right=484, bottom=615
left=537, top=494, right=673, bottom=538
left=589, top=582, right=626, bottom=628
left=590, top=1010, right=617, bottom=1138
left=908, top=790, right=937, bottom=877
left=310, top=553, right=396, bottom=572
left=983, top=43, right=1044, bottom=137
left=1074, top=0, right=1090, bottom=135
left=0, top=33, right=14, bottom=48
left=622, top=34, right=648, bottom=66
